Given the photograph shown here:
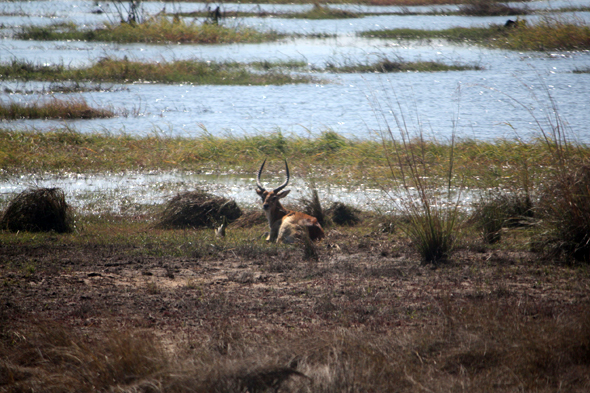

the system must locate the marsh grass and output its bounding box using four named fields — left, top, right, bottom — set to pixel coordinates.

left=1, top=128, right=588, bottom=187
left=0, top=58, right=317, bottom=85
left=172, top=3, right=359, bottom=19
left=374, top=90, right=464, bottom=263
left=361, top=17, right=590, bottom=51
left=17, top=17, right=282, bottom=44
left=459, top=0, right=529, bottom=16
left=0, top=97, right=114, bottom=120
left=326, top=58, right=481, bottom=73
left=503, top=17, right=590, bottom=51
